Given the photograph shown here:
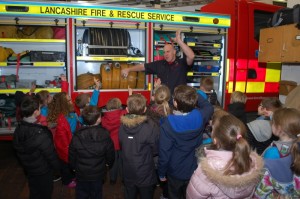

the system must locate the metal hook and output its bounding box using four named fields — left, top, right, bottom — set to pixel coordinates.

left=190, top=26, right=193, bottom=32
left=14, top=17, right=19, bottom=25
left=109, top=22, right=114, bottom=28
left=136, top=23, right=140, bottom=29
left=54, top=19, right=59, bottom=26
left=159, top=24, right=163, bottom=31
left=82, top=20, right=86, bottom=27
